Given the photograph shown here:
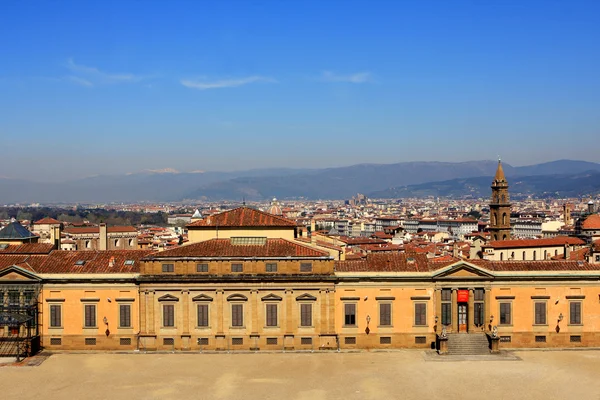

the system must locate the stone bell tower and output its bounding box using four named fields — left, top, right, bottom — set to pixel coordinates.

left=489, top=159, right=511, bottom=241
